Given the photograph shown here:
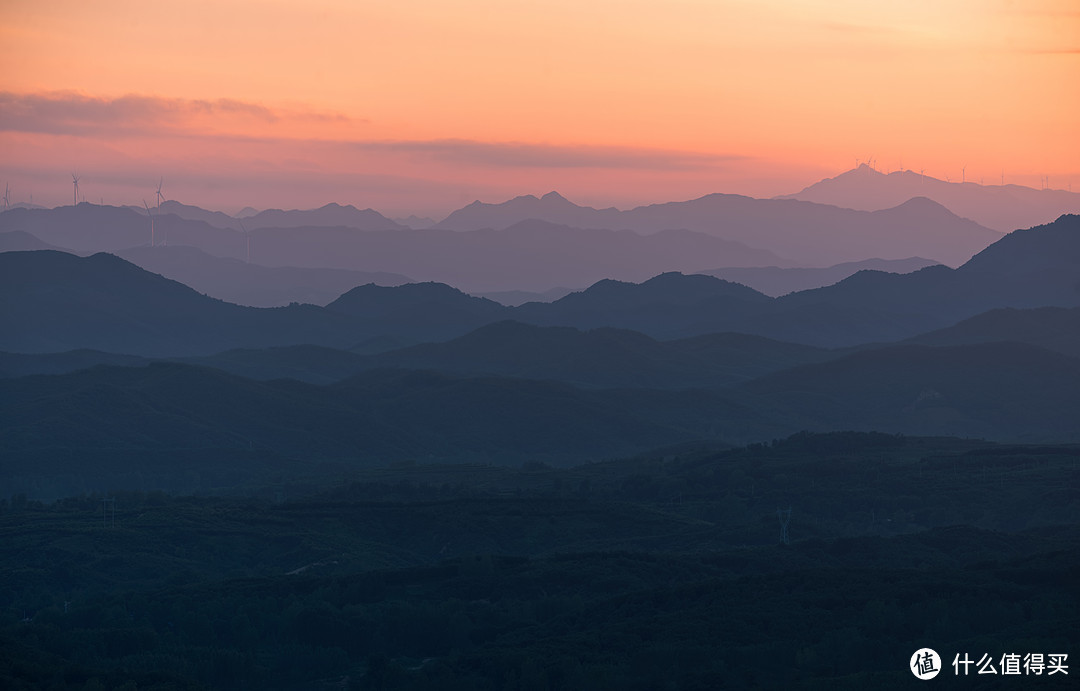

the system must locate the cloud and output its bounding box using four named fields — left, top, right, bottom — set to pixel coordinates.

left=0, top=91, right=352, bottom=137
left=348, top=139, right=746, bottom=171
left=0, top=91, right=743, bottom=173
